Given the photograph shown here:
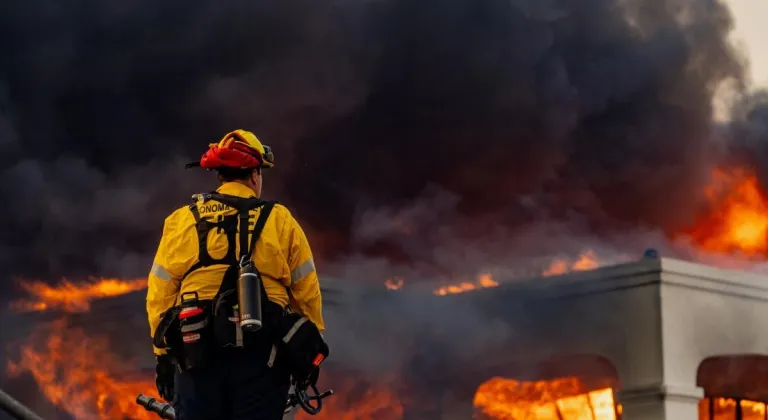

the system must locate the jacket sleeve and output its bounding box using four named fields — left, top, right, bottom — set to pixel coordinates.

left=146, top=213, right=184, bottom=356
left=282, top=212, right=325, bottom=332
